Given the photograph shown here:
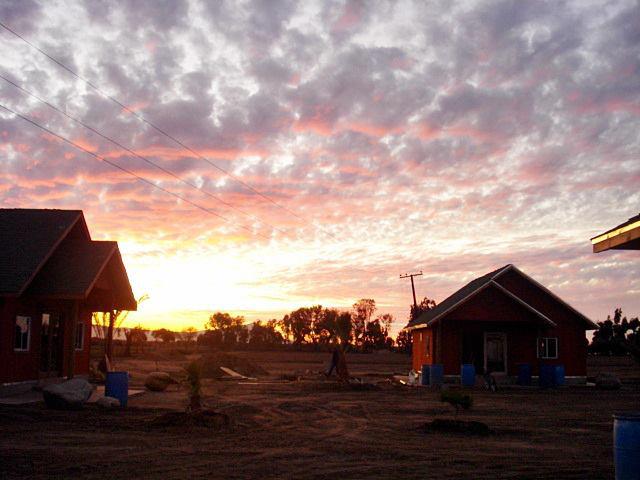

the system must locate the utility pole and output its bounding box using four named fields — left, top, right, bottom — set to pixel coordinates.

left=400, top=271, right=423, bottom=308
